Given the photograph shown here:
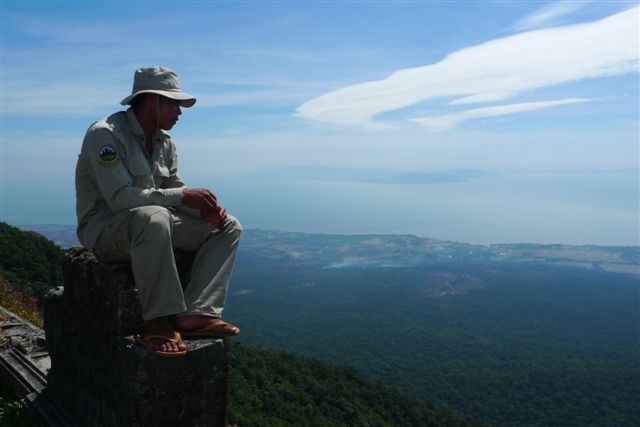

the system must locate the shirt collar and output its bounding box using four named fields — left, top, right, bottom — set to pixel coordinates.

left=126, top=108, right=145, bottom=137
